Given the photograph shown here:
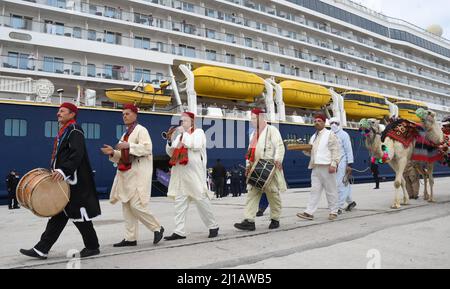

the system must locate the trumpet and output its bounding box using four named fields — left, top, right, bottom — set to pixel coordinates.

left=161, top=126, right=178, bottom=140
